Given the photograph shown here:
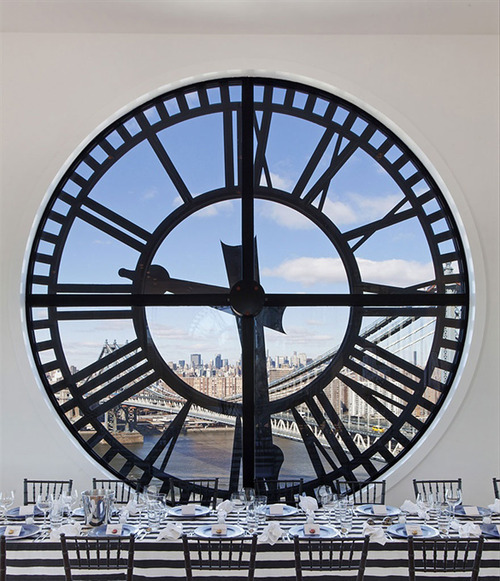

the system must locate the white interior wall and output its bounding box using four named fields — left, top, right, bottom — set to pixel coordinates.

left=1, top=31, right=498, bottom=505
